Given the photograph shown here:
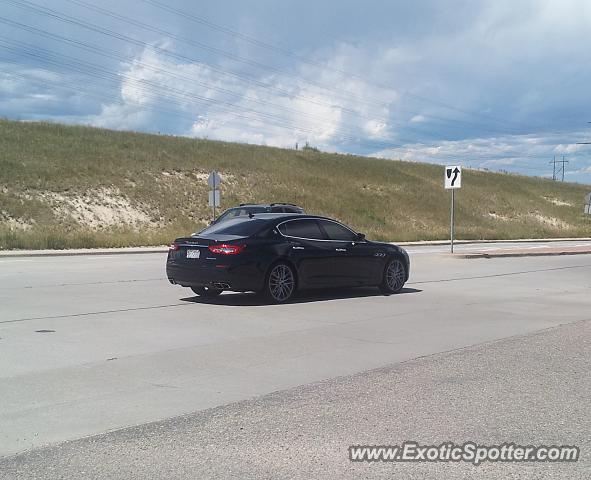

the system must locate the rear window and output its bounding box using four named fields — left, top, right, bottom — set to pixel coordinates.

left=278, top=219, right=326, bottom=240
left=200, top=218, right=269, bottom=237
